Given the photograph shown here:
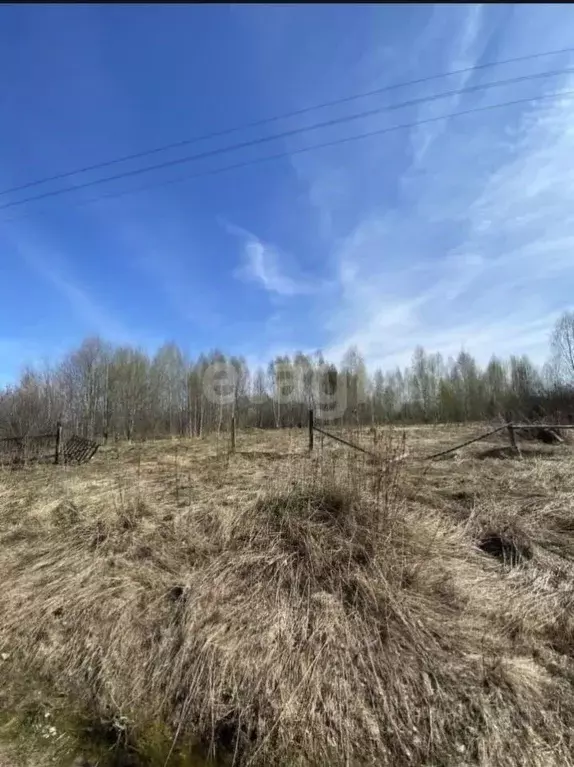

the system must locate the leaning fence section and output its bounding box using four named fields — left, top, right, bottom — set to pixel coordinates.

left=63, top=434, right=100, bottom=464
left=0, top=423, right=100, bottom=467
